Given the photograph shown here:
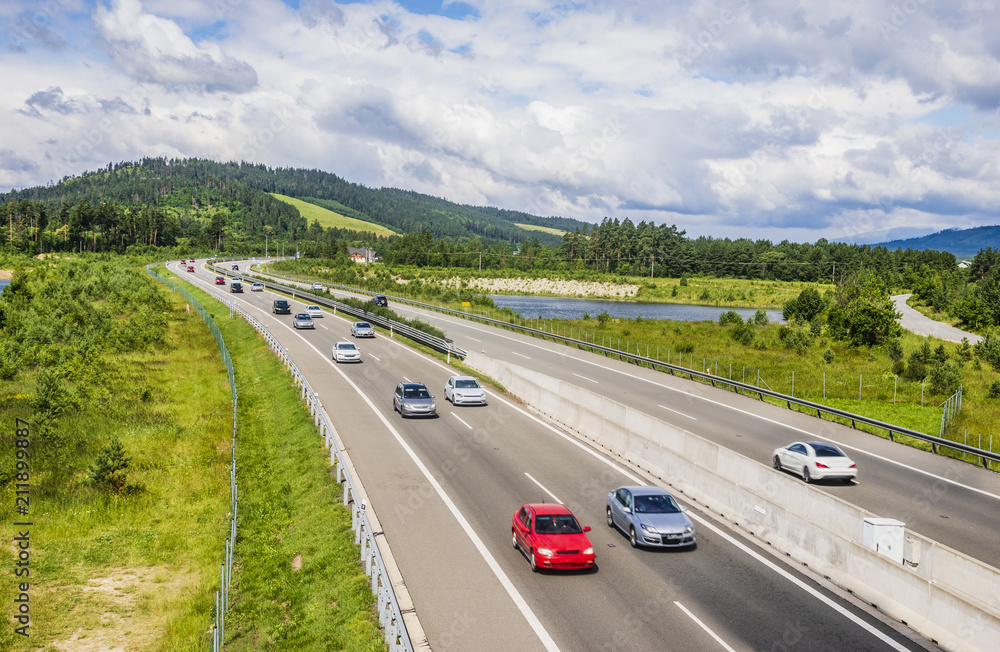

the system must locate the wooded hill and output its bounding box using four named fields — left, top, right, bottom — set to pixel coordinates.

left=0, top=158, right=582, bottom=254
left=874, top=226, right=1000, bottom=260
